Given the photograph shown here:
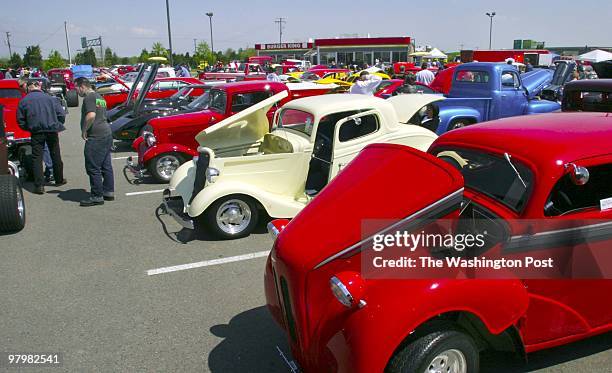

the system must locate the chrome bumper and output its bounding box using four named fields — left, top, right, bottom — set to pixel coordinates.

left=124, top=156, right=145, bottom=178
left=162, top=189, right=194, bottom=230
